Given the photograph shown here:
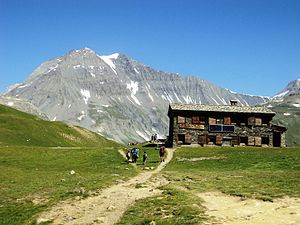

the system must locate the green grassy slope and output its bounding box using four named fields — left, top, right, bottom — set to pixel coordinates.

left=271, top=103, right=300, bottom=146
left=166, top=147, right=300, bottom=199
left=0, top=104, right=137, bottom=225
left=0, top=104, right=117, bottom=147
